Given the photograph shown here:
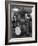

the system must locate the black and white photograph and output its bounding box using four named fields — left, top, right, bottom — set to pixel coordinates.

left=10, top=5, right=32, bottom=38
left=5, top=1, right=37, bottom=45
